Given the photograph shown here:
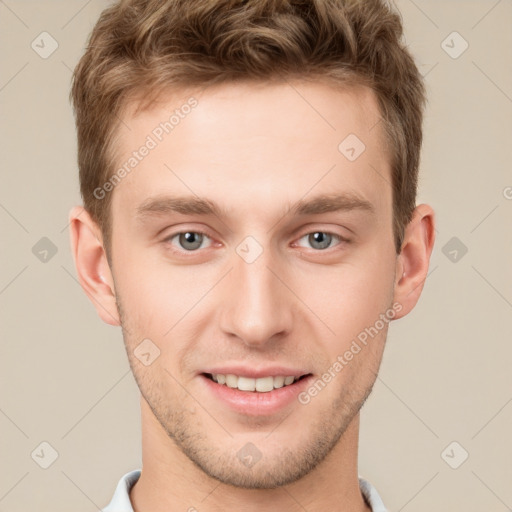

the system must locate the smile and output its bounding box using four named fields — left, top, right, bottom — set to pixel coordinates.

left=205, top=373, right=309, bottom=393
